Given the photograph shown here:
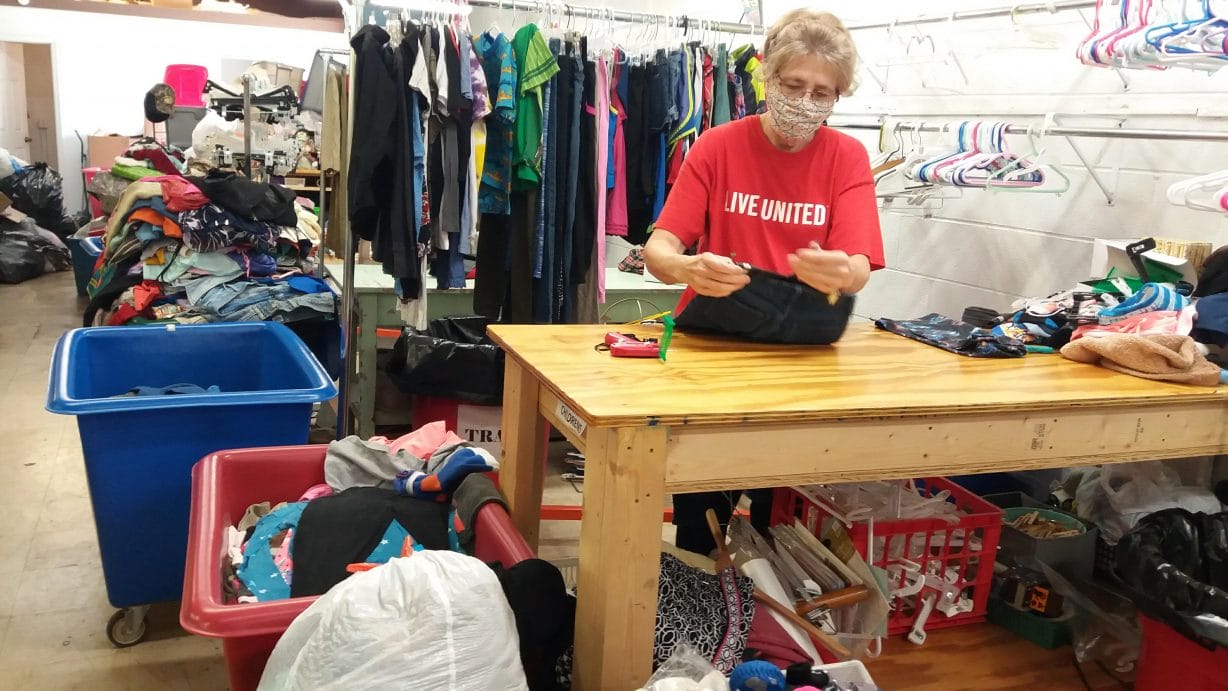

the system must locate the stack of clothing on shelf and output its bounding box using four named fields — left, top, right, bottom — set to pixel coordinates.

left=85, top=168, right=331, bottom=327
